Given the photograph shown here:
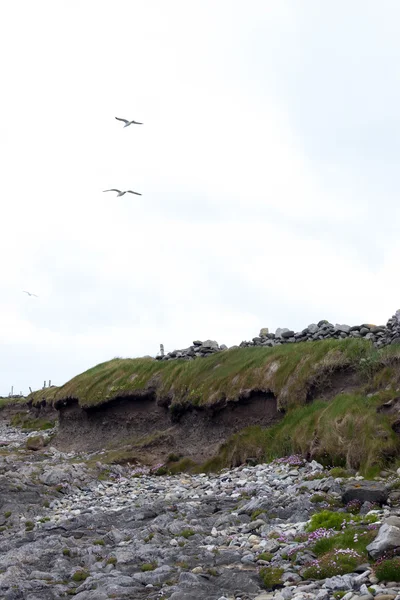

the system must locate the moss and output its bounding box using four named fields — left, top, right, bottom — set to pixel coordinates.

left=62, top=548, right=71, bottom=557
left=71, top=570, right=89, bottom=582
left=25, top=521, right=34, bottom=531
left=93, top=539, right=105, bottom=546
left=141, top=562, right=157, bottom=572
left=106, top=556, right=117, bottom=566
left=258, top=552, right=273, bottom=562
left=4, top=512, right=11, bottom=519
left=259, top=566, right=284, bottom=589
